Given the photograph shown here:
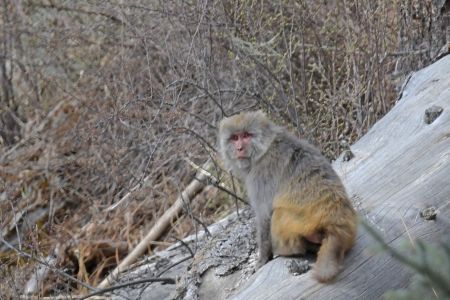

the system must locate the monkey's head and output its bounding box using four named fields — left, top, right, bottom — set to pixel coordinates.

left=218, top=111, right=277, bottom=175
